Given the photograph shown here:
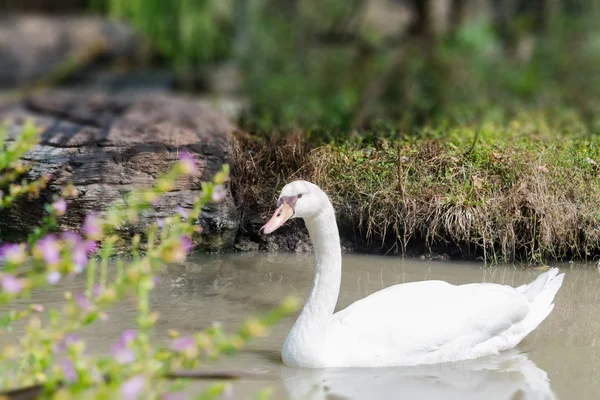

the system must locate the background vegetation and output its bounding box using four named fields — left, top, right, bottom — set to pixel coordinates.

left=3, top=0, right=600, bottom=262
left=82, top=0, right=600, bottom=134
left=87, top=0, right=600, bottom=262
